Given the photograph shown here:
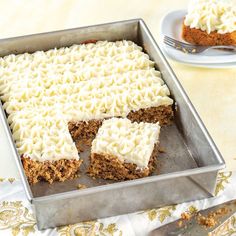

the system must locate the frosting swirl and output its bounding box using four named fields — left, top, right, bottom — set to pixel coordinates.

left=0, top=41, right=172, bottom=161
left=92, top=118, right=160, bottom=168
left=184, top=0, right=236, bottom=34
